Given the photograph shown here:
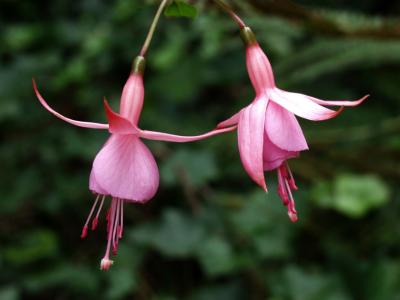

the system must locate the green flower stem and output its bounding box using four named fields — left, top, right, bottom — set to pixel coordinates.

left=140, top=0, right=171, bottom=57
left=212, top=0, right=246, bottom=28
